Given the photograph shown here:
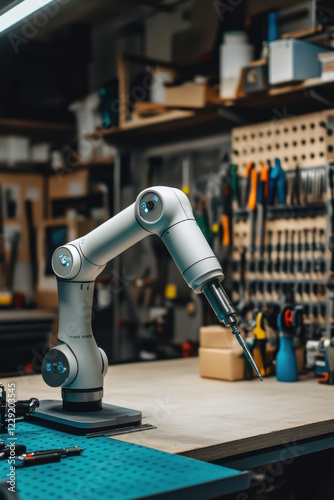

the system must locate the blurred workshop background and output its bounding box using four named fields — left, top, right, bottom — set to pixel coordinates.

left=0, top=0, right=334, bottom=385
